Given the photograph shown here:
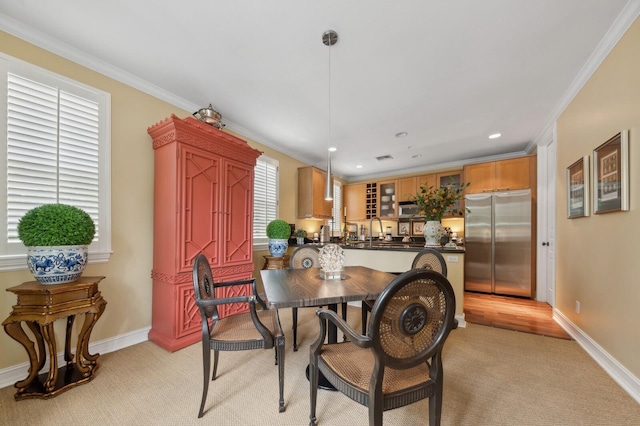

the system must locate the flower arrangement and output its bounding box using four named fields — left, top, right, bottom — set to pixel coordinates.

left=293, top=229, right=307, bottom=238
left=409, top=181, right=470, bottom=221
